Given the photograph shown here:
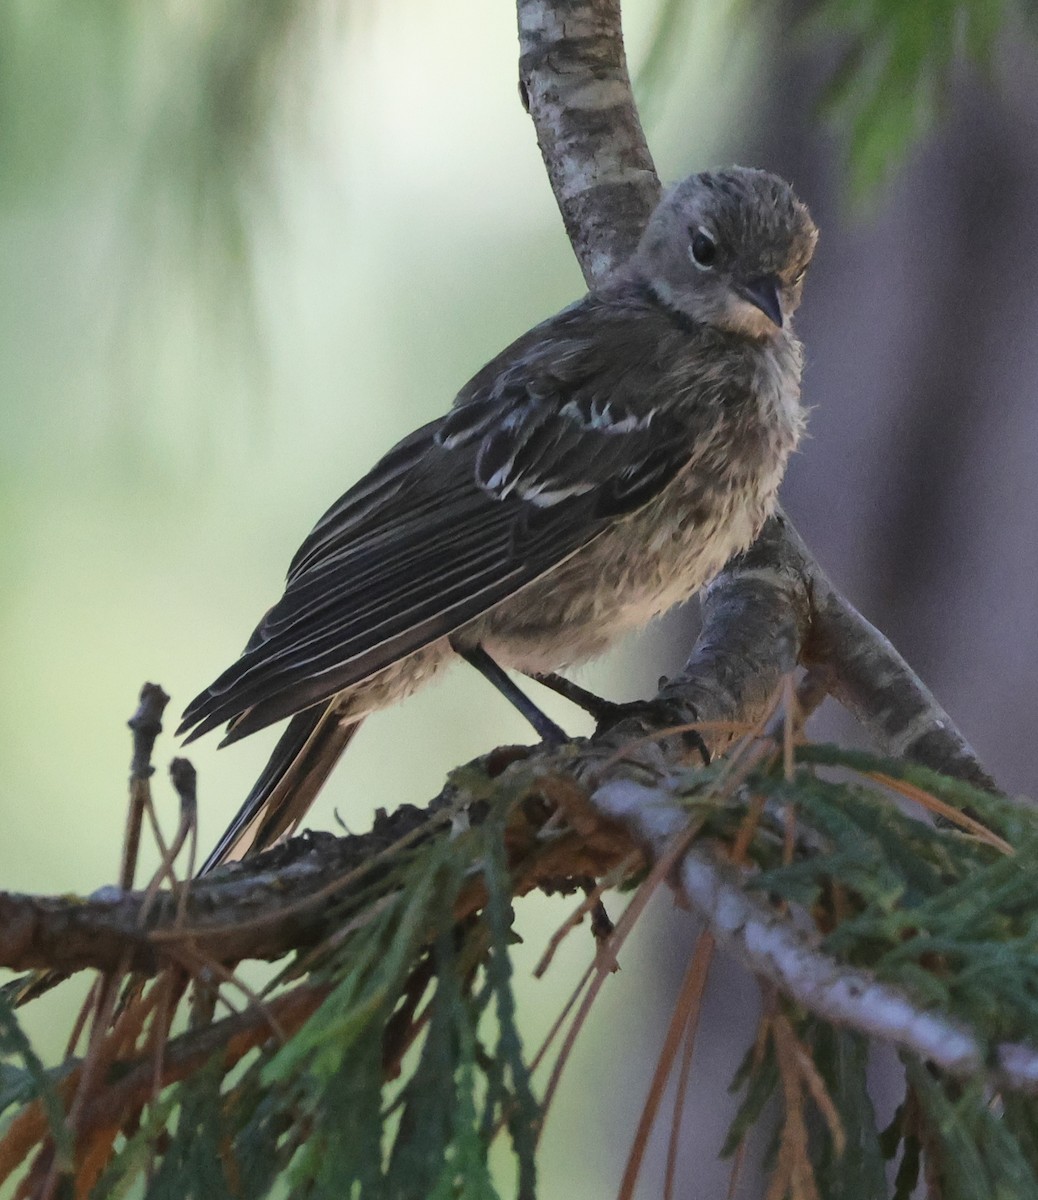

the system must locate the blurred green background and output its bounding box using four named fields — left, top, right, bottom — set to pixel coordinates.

left=0, top=2, right=761, bottom=1195
left=5, top=0, right=1038, bottom=1195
